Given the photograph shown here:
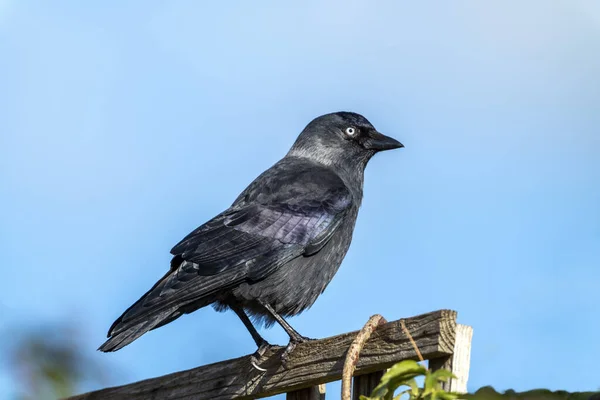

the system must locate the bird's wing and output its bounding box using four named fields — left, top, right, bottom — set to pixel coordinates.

left=170, top=162, right=353, bottom=279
